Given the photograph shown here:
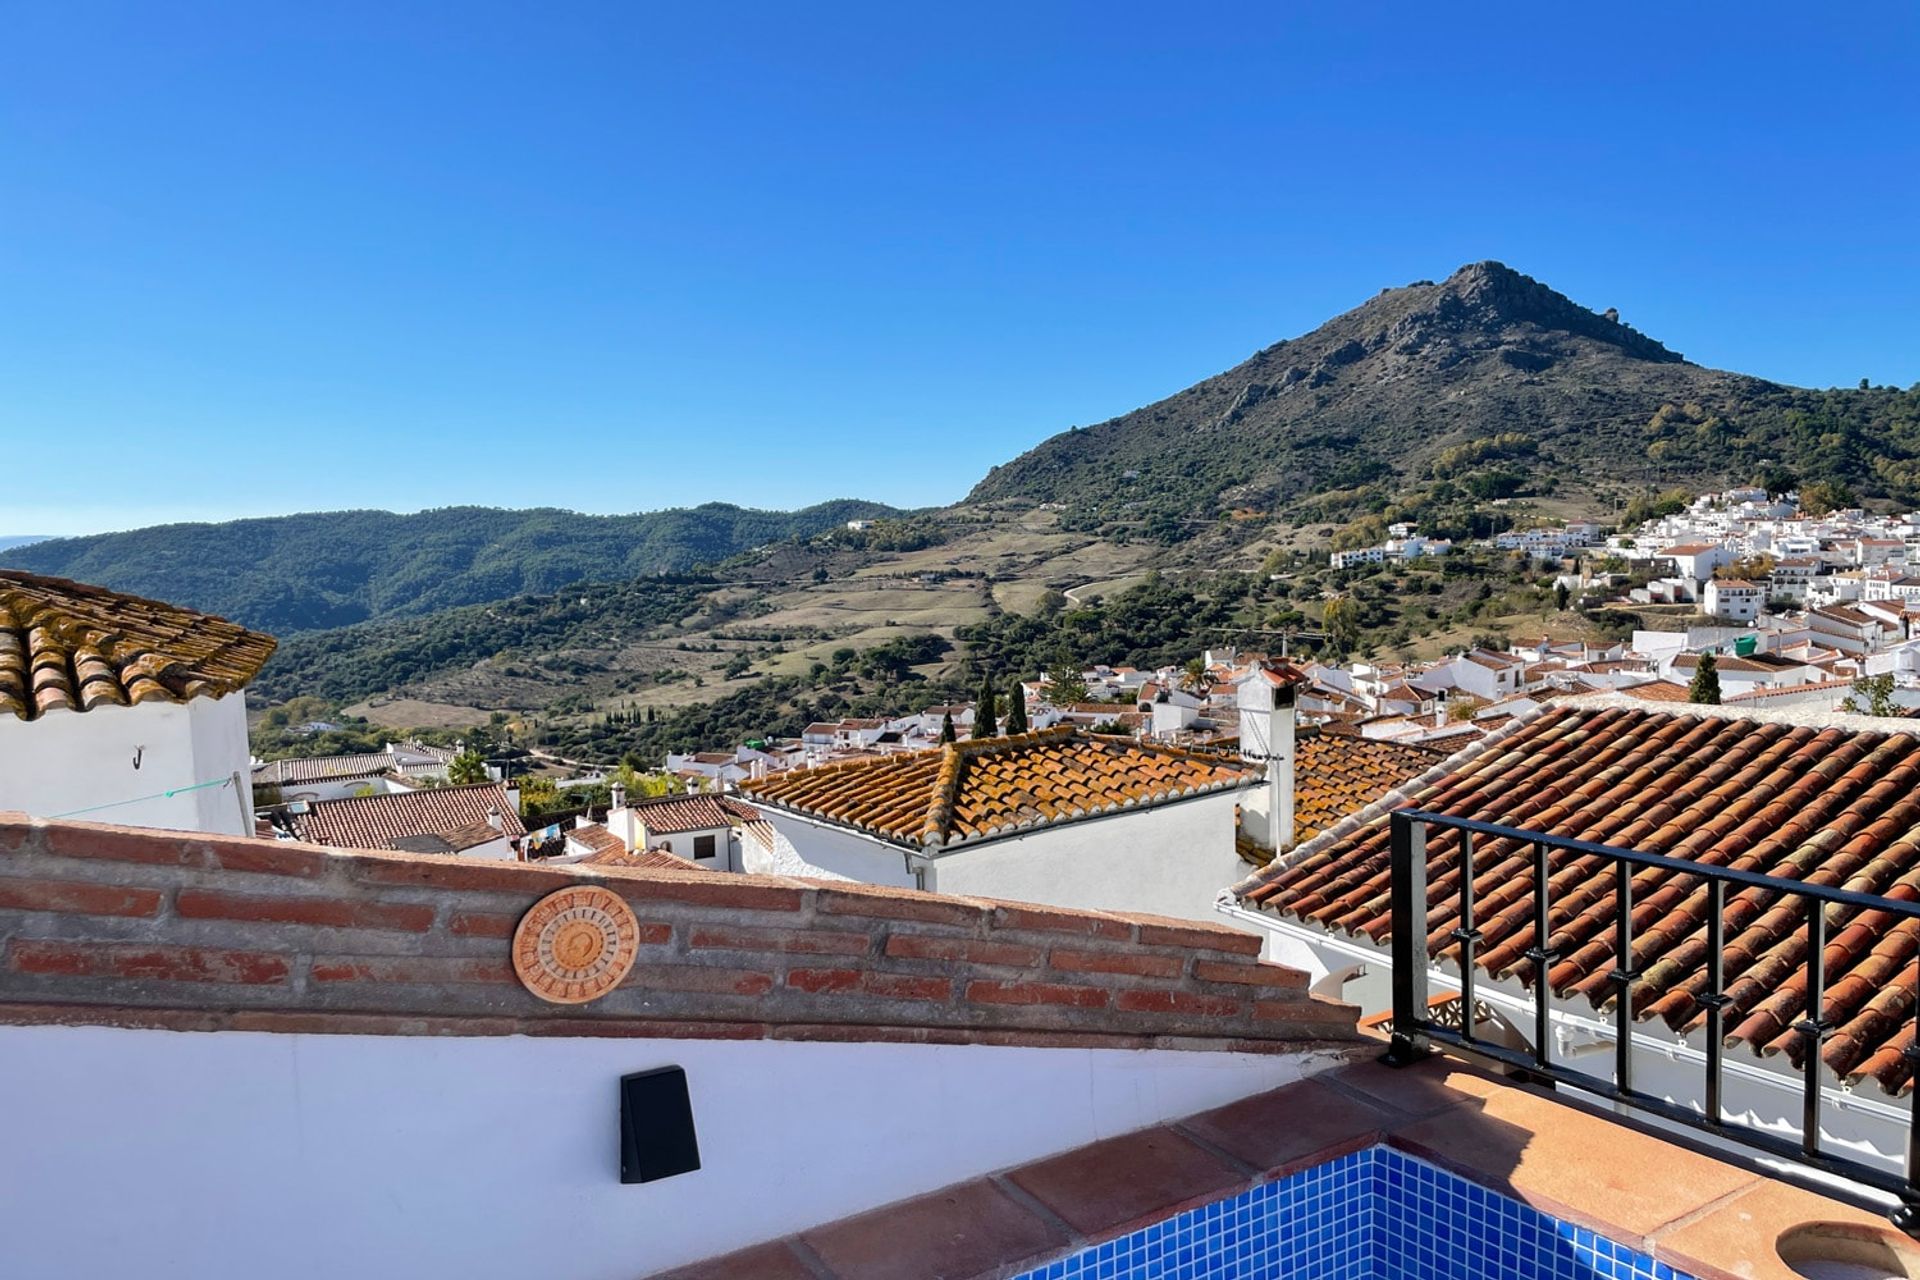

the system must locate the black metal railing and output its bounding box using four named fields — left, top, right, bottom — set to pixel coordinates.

left=1381, top=808, right=1920, bottom=1230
